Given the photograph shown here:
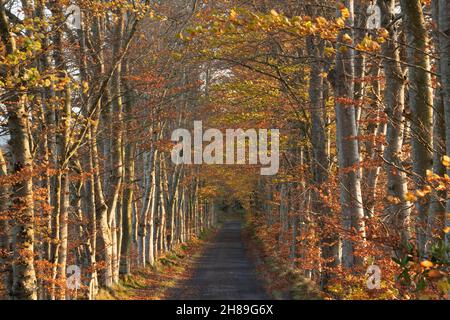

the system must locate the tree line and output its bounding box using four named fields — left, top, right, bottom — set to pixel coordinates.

left=185, top=0, right=449, bottom=299
left=0, top=0, right=217, bottom=300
